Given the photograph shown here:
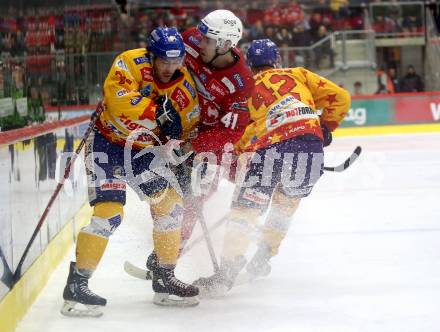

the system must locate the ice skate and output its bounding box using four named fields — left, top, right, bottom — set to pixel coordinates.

left=193, top=256, right=246, bottom=298
left=61, top=262, right=107, bottom=317
left=152, top=266, right=199, bottom=307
